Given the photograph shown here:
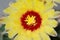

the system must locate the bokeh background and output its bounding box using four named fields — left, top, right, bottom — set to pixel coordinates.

left=0, top=0, right=60, bottom=40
